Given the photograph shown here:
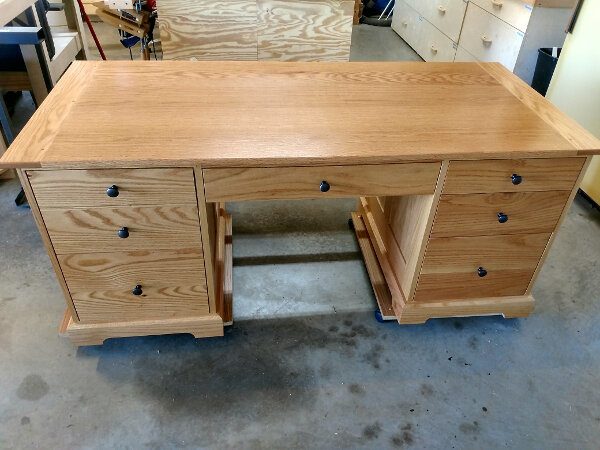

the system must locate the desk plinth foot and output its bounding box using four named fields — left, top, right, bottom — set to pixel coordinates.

left=58, top=310, right=224, bottom=346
